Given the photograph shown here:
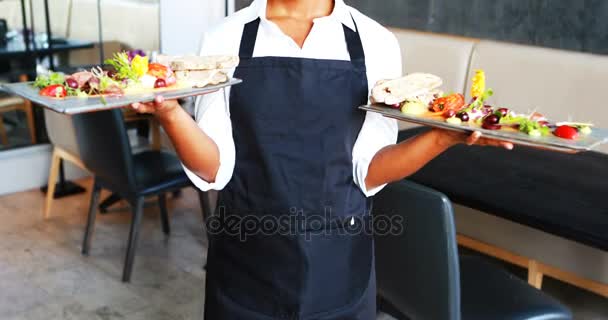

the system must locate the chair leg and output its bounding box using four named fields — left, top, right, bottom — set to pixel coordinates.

left=123, top=197, right=145, bottom=282
left=43, top=148, right=62, bottom=219
left=22, top=102, right=36, bottom=144
left=99, top=193, right=122, bottom=213
left=0, top=114, right=8, bottom=145
left=197, top=190, right=212, bottom=224
left=158, top=193, right=170, bottom=235
left=82, top=181, right=102, bottom=255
